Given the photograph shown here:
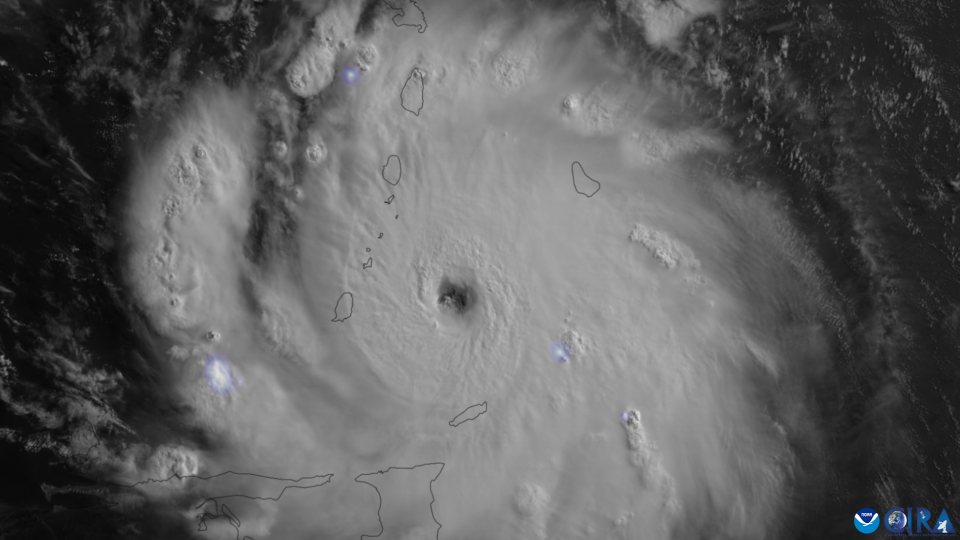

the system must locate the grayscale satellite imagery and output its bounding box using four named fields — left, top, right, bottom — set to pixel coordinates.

left=1, top=0, right=959, bottom=538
